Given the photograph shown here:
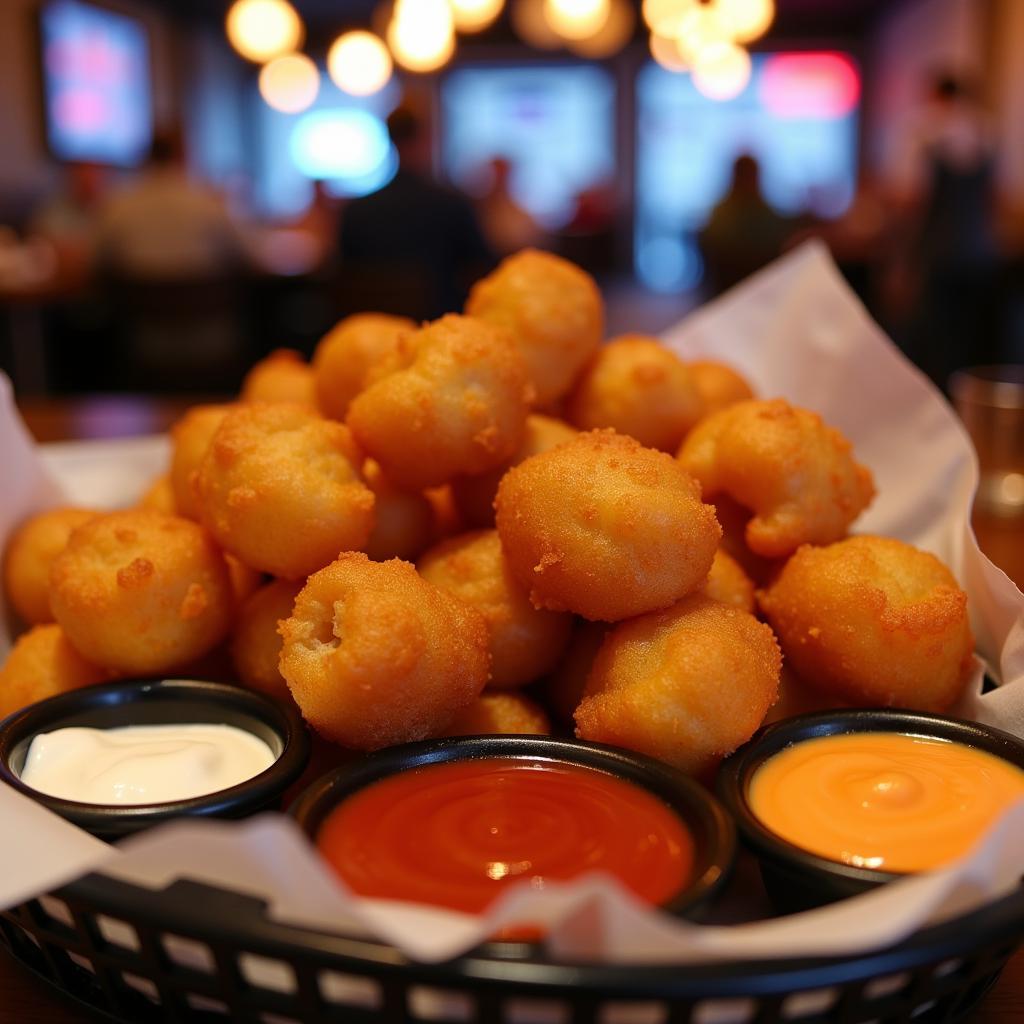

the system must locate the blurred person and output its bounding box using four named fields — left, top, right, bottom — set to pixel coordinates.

left=477, top=157, right=544, bottom=256
left=95, top=131, right=246, bottom=281
left=699, top=154, right=792, bottom=296
left=92, top=131, right=250, bottom=391
left=339, top=103, right=495, bottom=319
left=895, top=73, right=1000, bottom=388
left=29, top=161, right=107, bottom=280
